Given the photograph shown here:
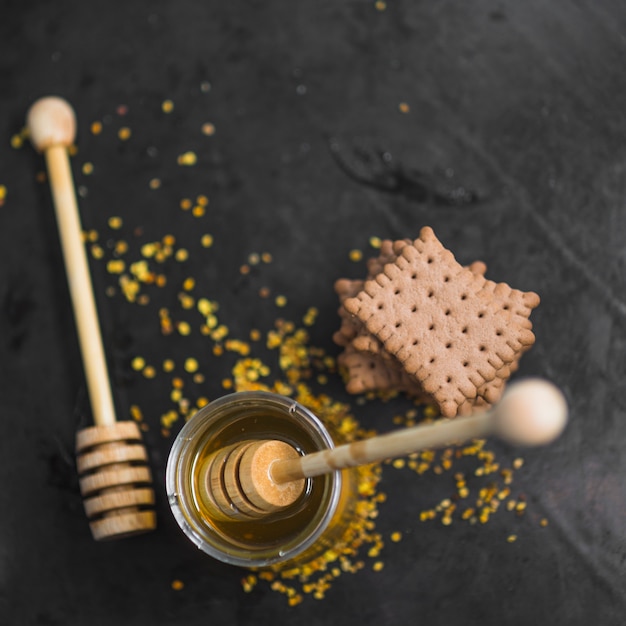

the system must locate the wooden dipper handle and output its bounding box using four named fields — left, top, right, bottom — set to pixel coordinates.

left=272, top=378, right=567, bottom=483
left=198, top=379, right=567, bottom=520
left=27, top=97, right=156, bottom=540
